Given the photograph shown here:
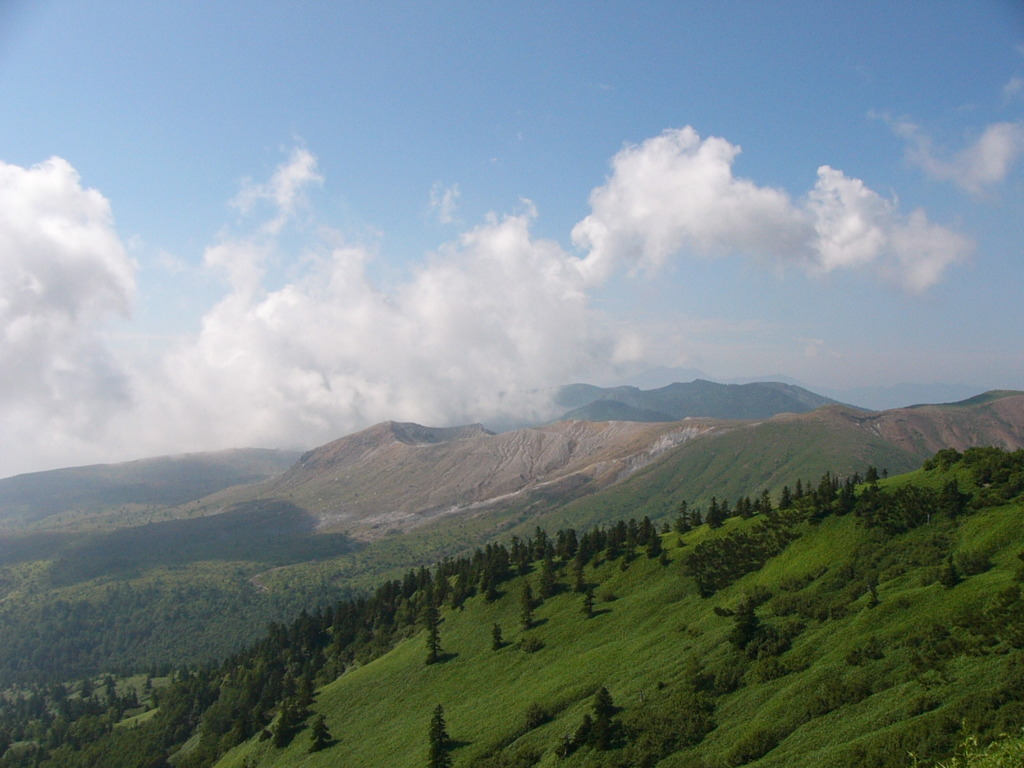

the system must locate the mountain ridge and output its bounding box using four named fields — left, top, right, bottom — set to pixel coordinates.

left=555, top=379, right=846, bottom=422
